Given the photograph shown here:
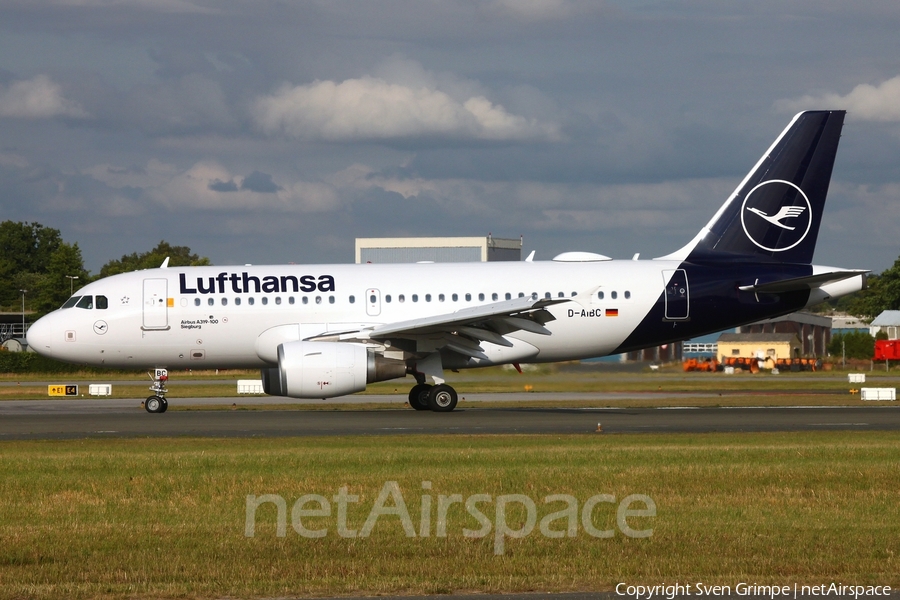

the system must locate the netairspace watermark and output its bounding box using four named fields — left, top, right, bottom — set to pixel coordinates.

left=245, top=480, right=656, bottom=555
left=615, top=583, right=893, bottom=600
